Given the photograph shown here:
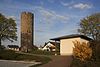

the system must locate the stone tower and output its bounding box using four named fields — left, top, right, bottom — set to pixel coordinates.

left=21, top=12, right=34, bottom=52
